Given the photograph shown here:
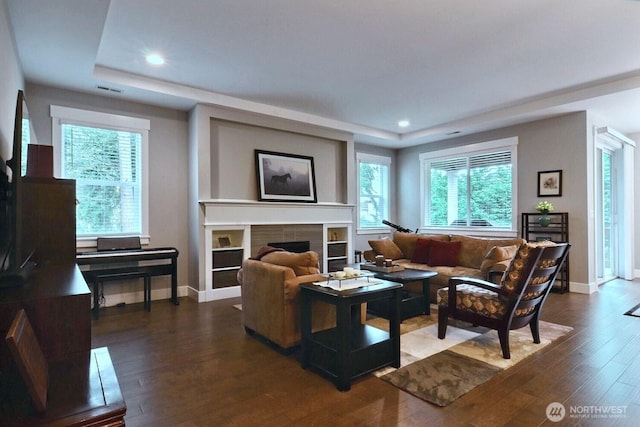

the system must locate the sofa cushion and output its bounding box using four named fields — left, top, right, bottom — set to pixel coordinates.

left=480, top=244, right=519, bottom=277
left=260, top=251, right=320, bottom=276
left=428, top=240, right=461, bottom=266
left=368, top=238, right=404, bottom=260
left=410, top=238, right=433, bottom=263
left=450, top=235, right=526, bottom=269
